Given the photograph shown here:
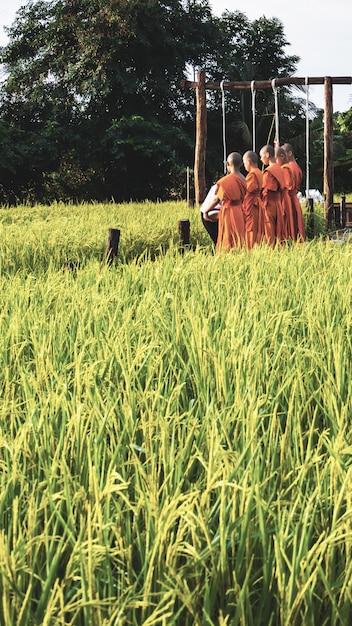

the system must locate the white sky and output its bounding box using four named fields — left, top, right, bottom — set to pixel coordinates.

left=1, top=0, right=351, bottom=112
left=210, top=0, right=352, bottom=112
